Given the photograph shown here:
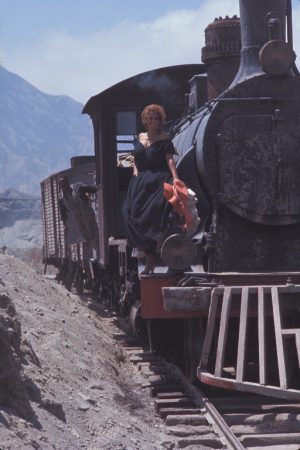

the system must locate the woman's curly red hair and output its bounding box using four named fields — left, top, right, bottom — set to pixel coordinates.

left=141, top=104, right=166, bottom=129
